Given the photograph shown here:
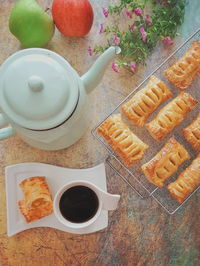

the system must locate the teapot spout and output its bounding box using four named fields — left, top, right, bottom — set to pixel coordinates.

left=81, top=46, right=121, bottom=94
